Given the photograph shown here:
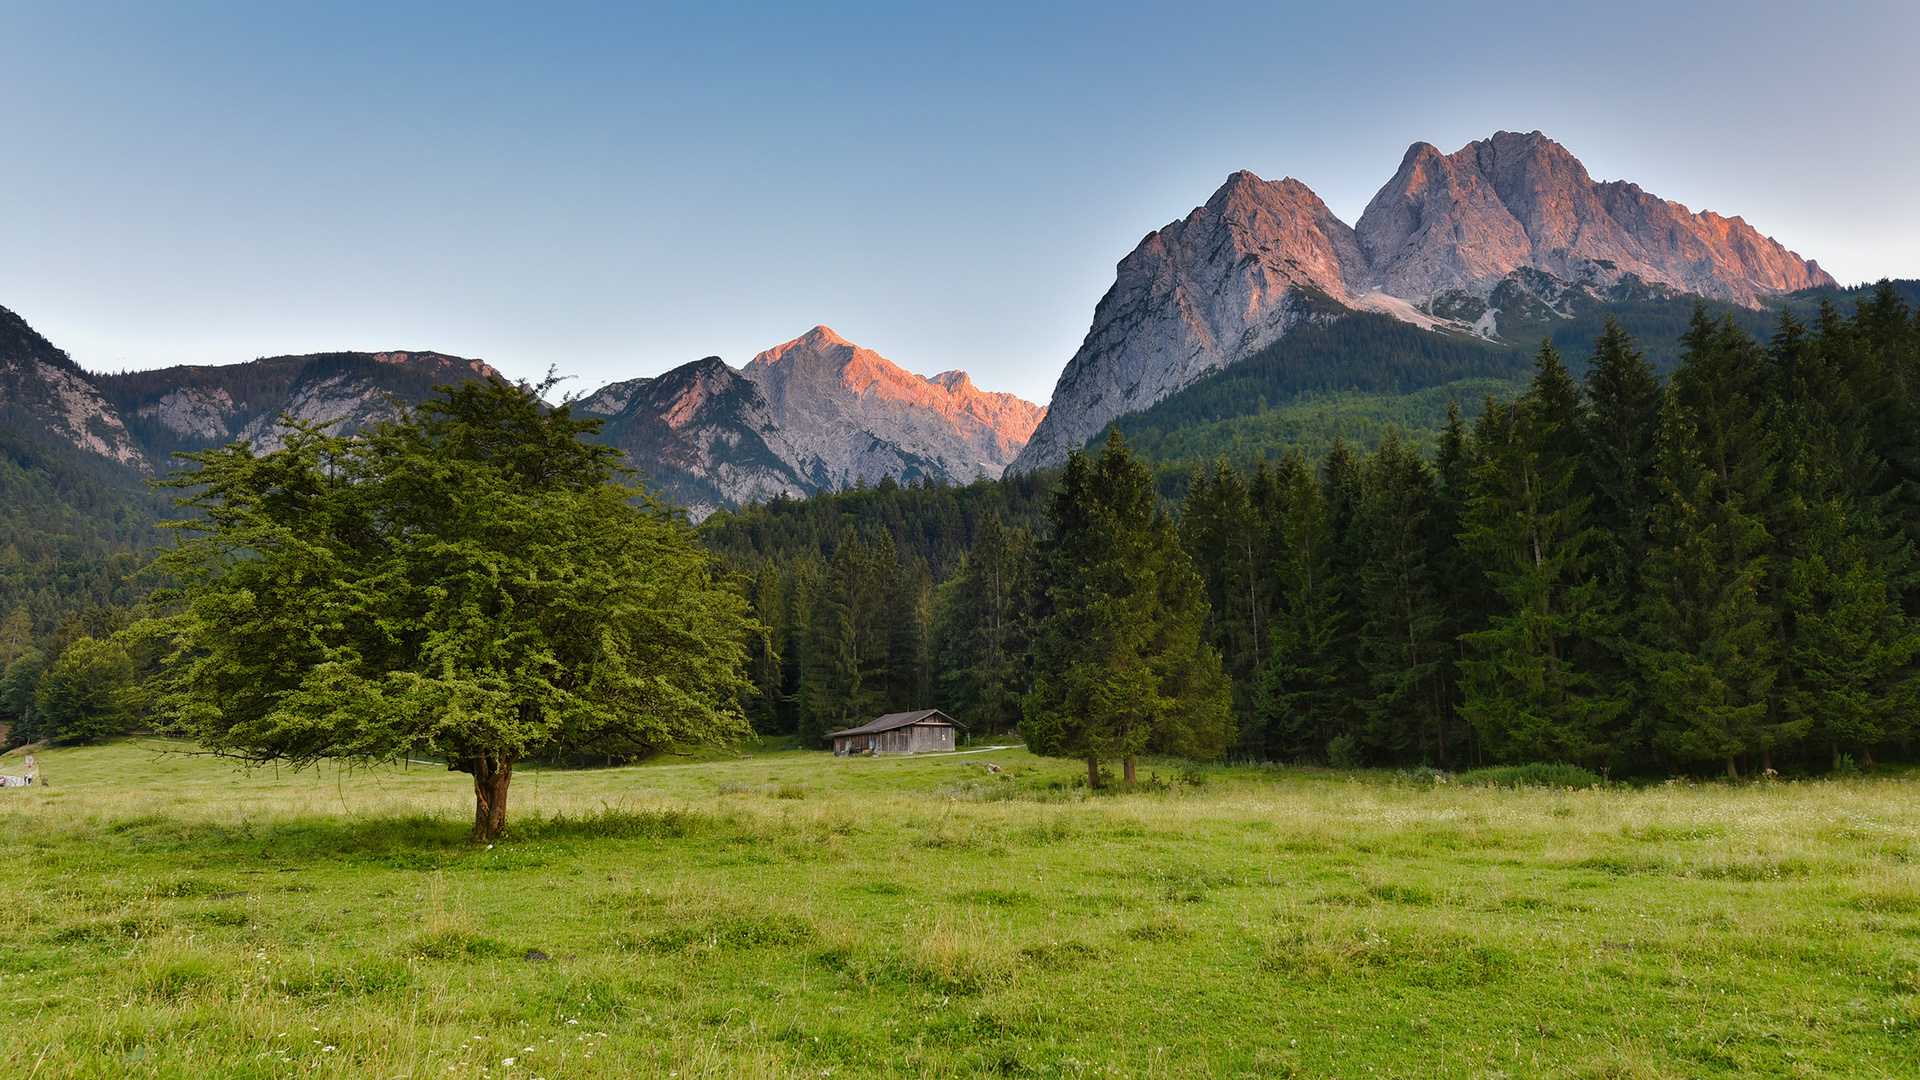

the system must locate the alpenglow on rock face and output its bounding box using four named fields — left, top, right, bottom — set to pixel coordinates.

left=1011, top=173, right=1368, bottom=473
left=0, top=297, right=1041, bottom=522
left=1355, top=130, right=1833, bottom=307
left=1011, top=131, right=1833, bottom=472
left=578, top=326, right=1045, bottom=519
